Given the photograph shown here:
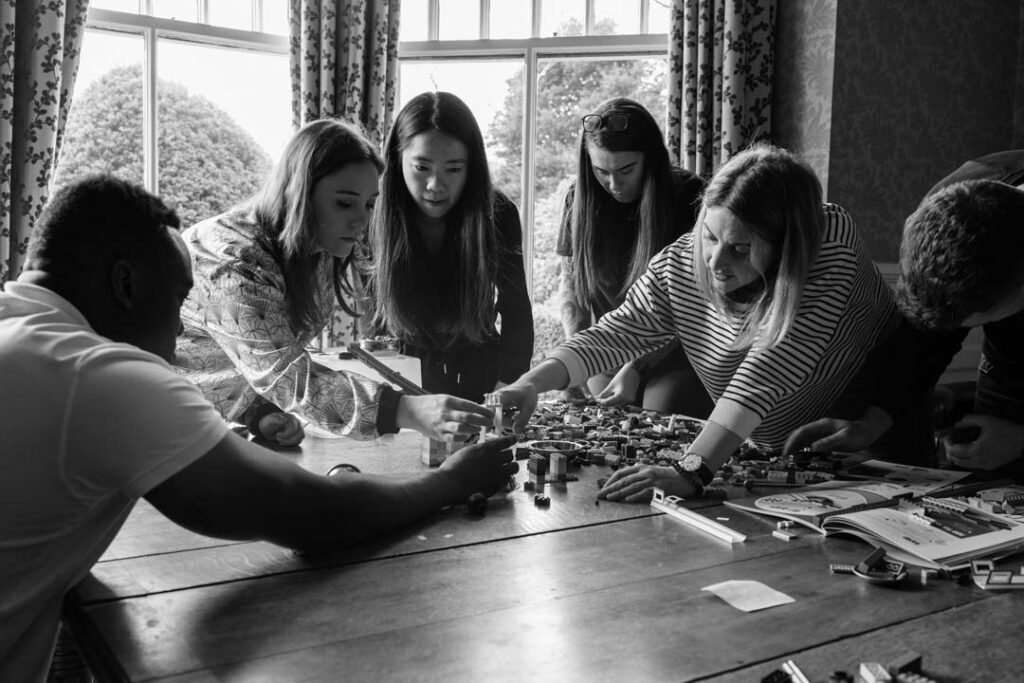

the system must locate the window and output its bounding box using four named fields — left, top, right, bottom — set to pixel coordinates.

left=55, top=1, right=289, bottom=228
left=400, top=0, right=670, bottom=362
left=65, top=1, right=669, bottom=363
